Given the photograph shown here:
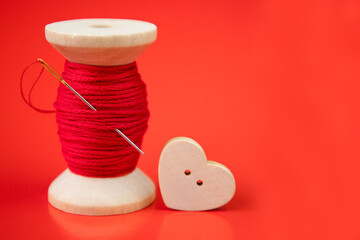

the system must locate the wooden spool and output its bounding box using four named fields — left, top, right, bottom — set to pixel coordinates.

left=45, top=19, right=157, bottom=215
